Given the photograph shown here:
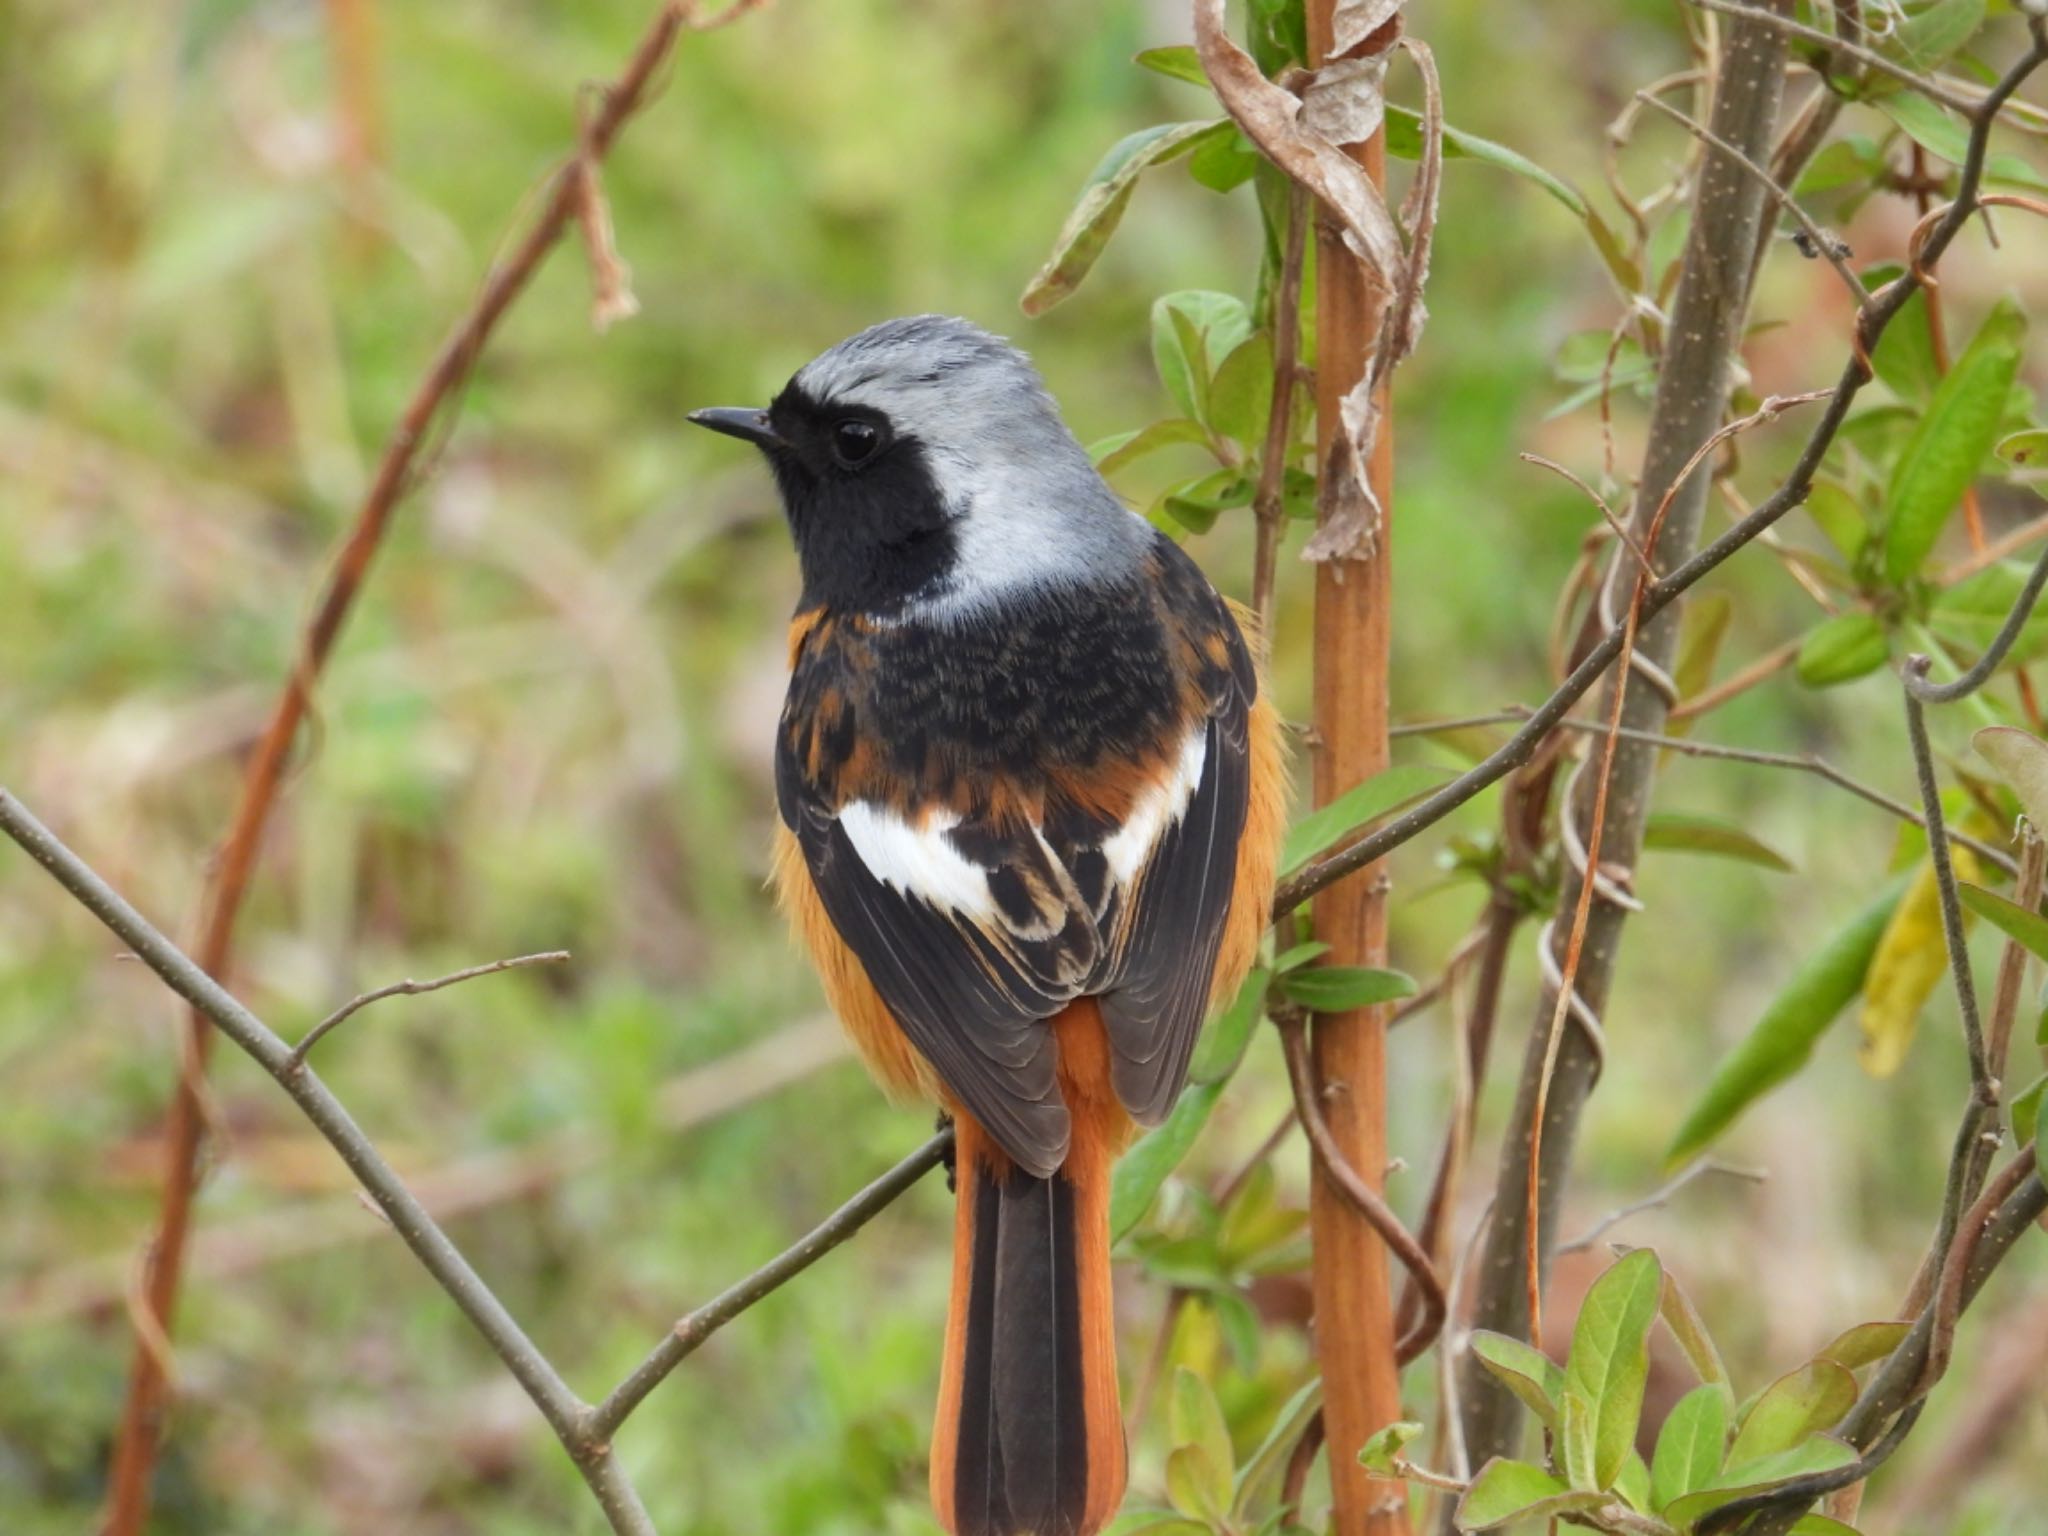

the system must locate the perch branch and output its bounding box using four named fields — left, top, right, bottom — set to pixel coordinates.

left=0, top=788, right=942, bottom=1536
